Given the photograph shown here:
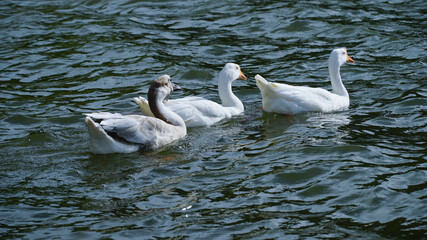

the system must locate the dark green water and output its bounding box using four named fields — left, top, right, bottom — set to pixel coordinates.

left=1, top=0, right=426, bottom=239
